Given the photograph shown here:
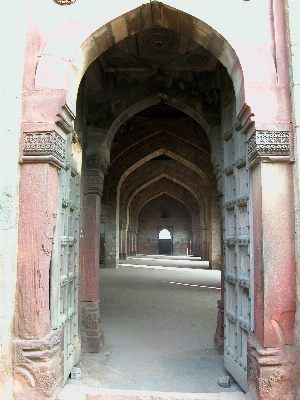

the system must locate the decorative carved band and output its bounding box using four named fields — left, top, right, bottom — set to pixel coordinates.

left=53, top=0, right=77, bottom=5
left=87, top=175, right=103, bottom=196
left=247, top=131, right=290, bottom=163
left=13, top=330, right=63, bottom=397
left=23, top=131, right=66, bottom=168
